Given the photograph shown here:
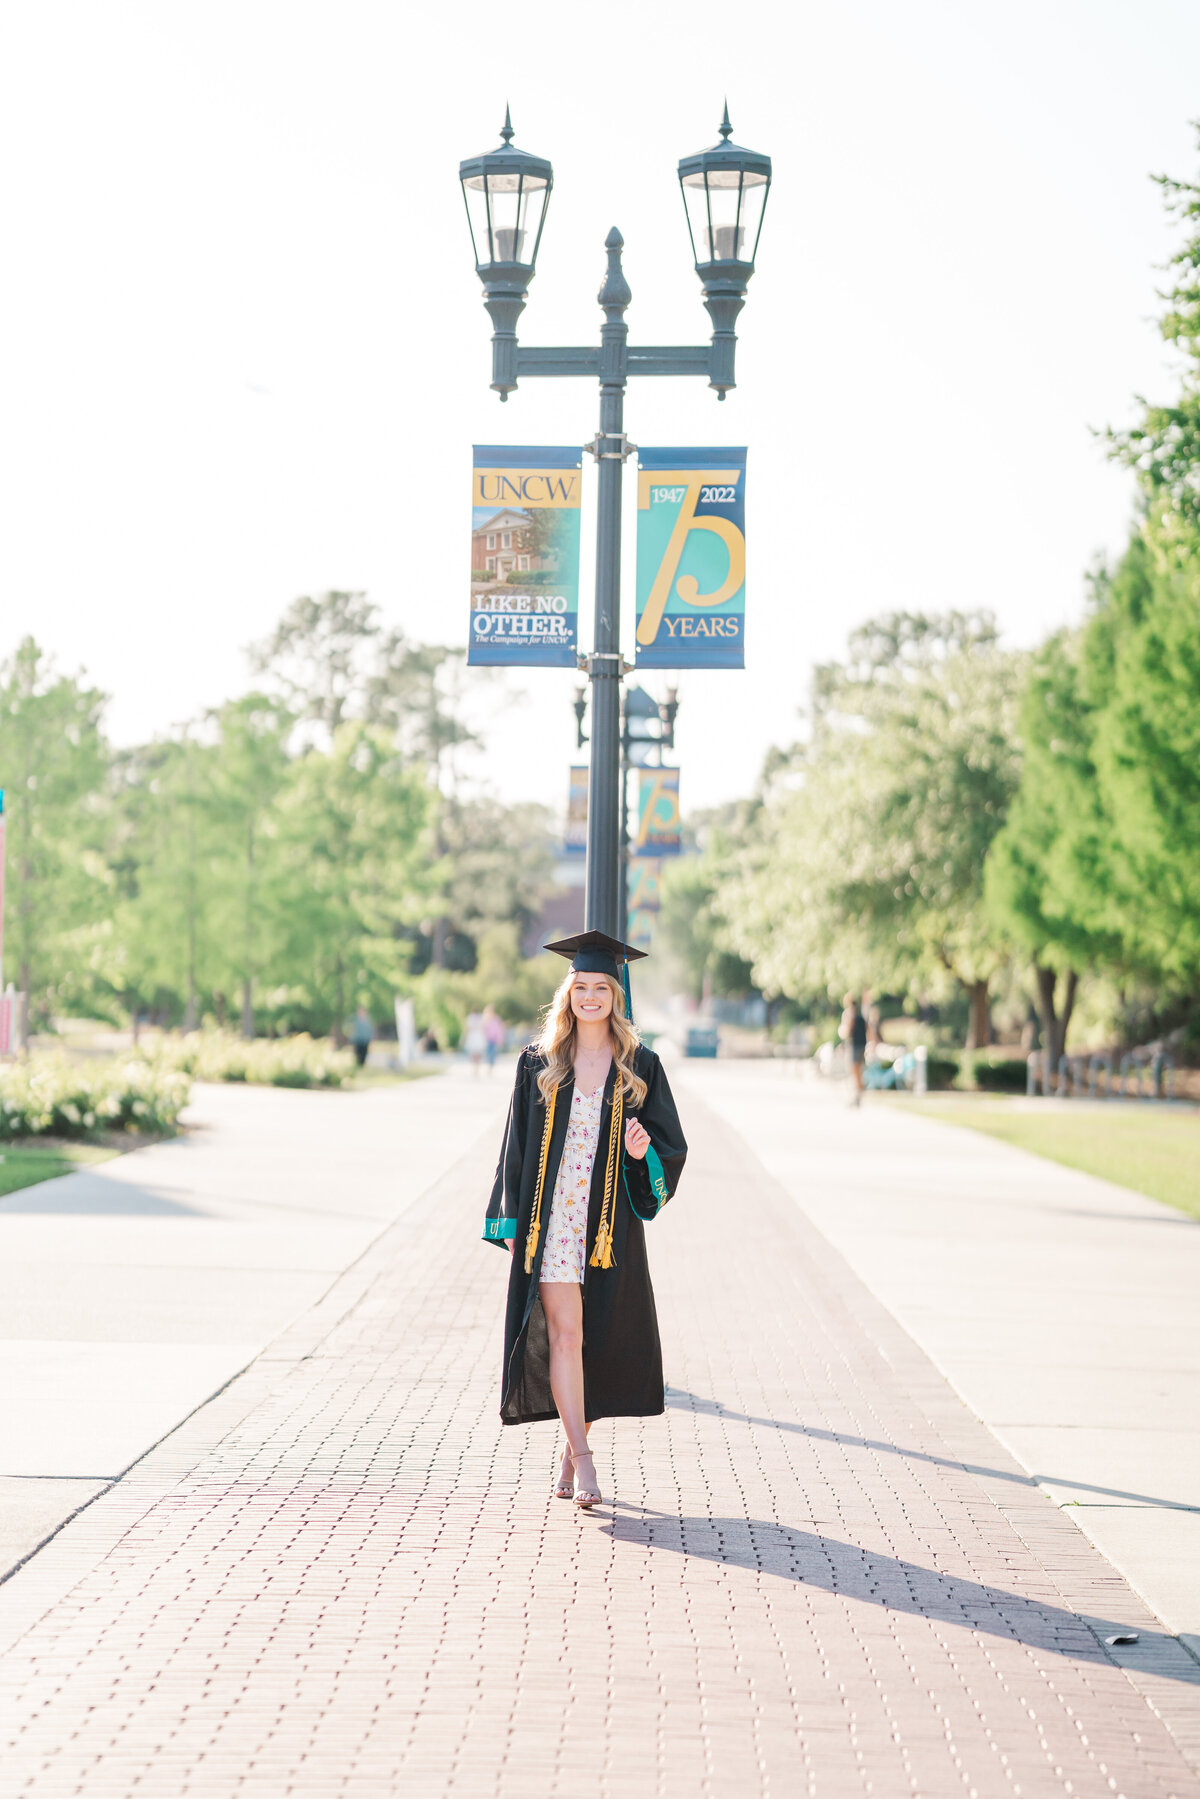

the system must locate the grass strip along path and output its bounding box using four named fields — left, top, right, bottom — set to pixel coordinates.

left=0, top=1142, right=119, bottom=1198
left=911, top=1100, right=1200, bottom=1219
